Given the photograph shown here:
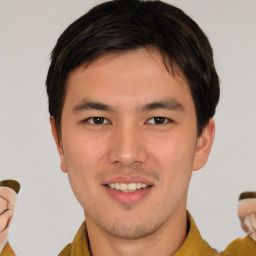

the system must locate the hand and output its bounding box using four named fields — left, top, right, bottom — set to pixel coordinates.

left=241, top=213, right=256, bottom=241
left=0, top=182, right=19, bottom=252
left=0, top=197, right=14, bottom=233
left=238, top=192, right=256, bottom=241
